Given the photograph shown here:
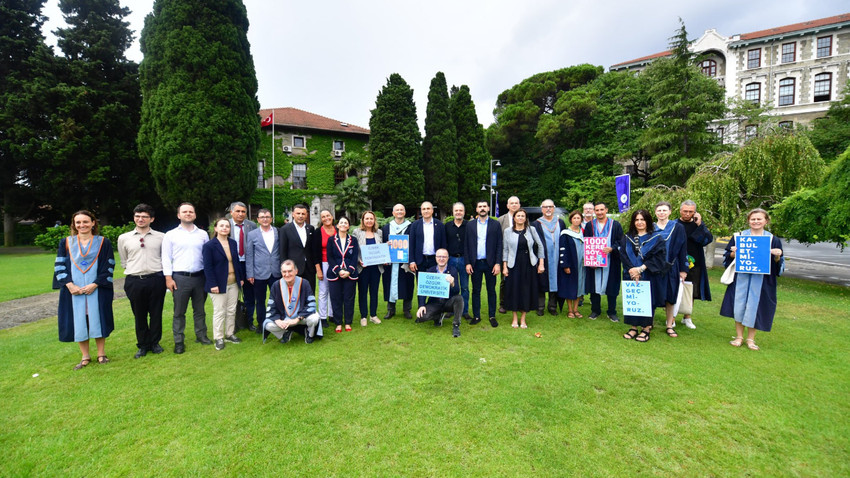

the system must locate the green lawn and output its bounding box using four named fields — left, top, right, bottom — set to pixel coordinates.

left=0, top=251, right=124, bottom=302
left=1, top=270, right=848, bottom=476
